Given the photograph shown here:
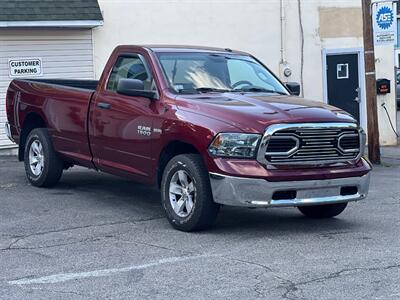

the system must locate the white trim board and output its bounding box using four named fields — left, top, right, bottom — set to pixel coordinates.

left=322, top=48, right=367, bottom=135
left=0, top=20, right=103, bottom=28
